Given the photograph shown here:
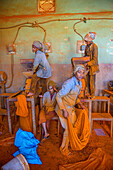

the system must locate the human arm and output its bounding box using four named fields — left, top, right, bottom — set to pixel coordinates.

left=33, top=53, right=41, bottom=73
left=42, top=93, right=47, bottom=111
